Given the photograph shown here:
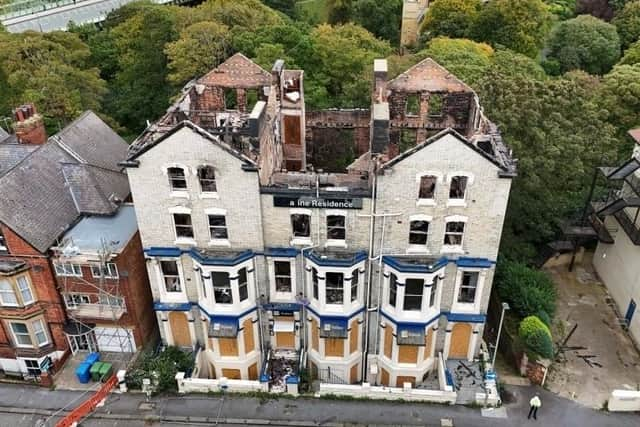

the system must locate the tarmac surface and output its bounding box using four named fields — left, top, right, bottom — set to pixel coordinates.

left=0, top=382, right=637, bottom=427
